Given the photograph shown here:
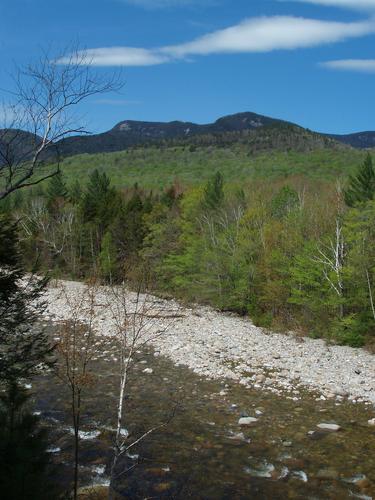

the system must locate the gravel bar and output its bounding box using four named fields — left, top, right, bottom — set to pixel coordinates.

left=43, top=280, right=375, bottom=407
